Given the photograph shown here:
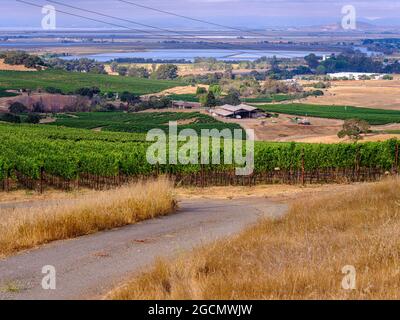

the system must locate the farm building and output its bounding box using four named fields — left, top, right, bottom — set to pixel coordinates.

left=211, top=104, right=264, bottom=119
left=172, top=101, right=201, bottom=109
left=327, top=72, right=386, bottom=80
